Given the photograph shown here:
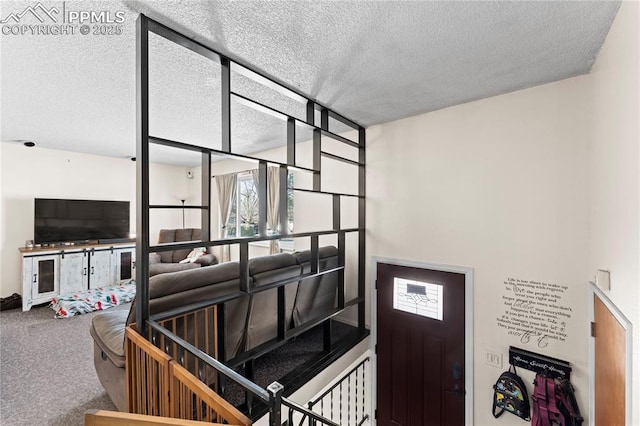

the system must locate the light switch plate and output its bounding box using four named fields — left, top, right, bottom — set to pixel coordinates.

left=484, top=350, right=503, bottom=369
